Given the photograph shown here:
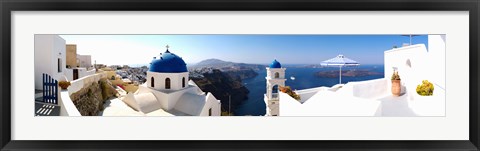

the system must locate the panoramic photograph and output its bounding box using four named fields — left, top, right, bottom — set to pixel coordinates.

left=34, top=34, right=446, bottom=117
